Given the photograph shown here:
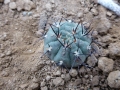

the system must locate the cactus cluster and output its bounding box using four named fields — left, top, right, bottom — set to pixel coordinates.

left=43, top=19, right=97, bottom=68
